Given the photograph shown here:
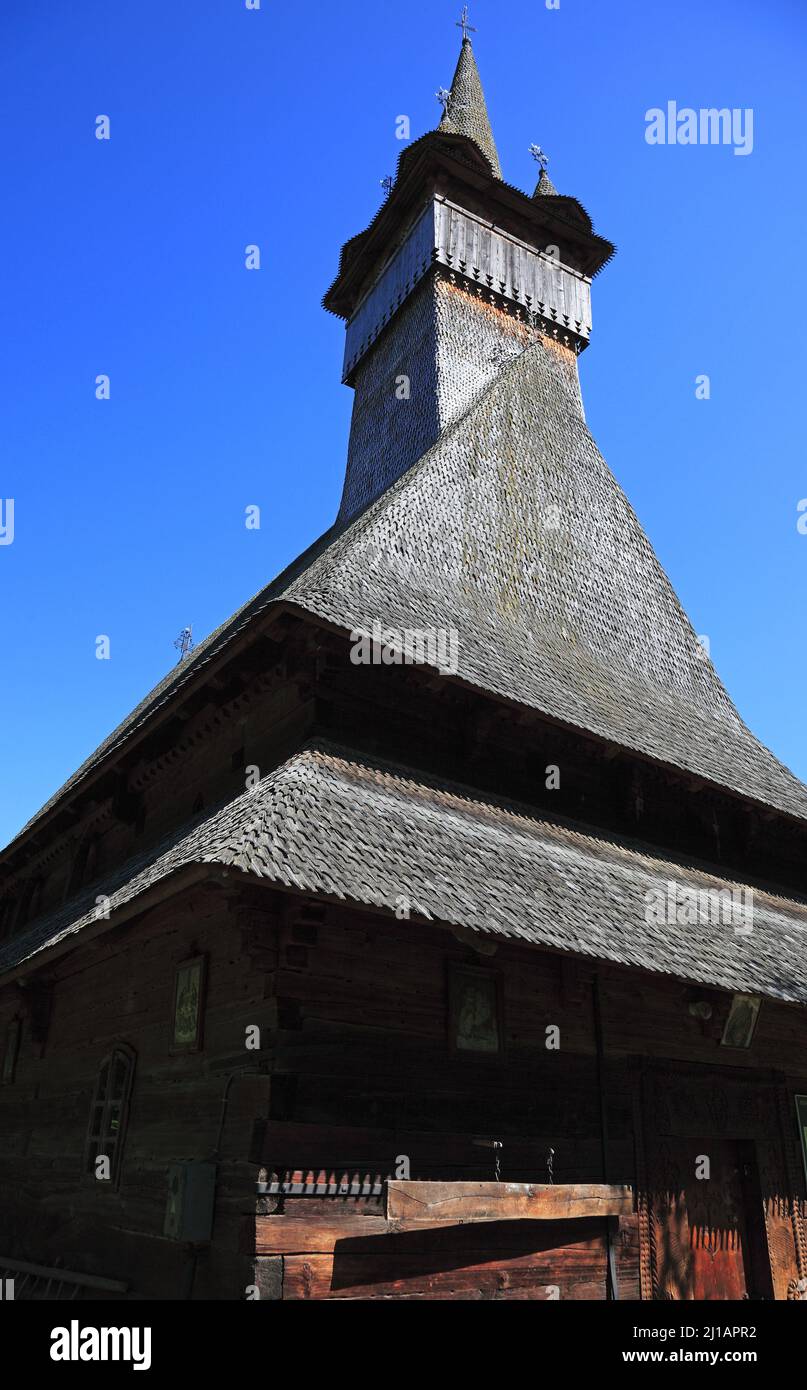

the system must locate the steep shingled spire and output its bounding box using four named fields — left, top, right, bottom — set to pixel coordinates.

left=438, top=36, right=502, bottom=178
left=529, top=145, right=558, bottom=198
left=533, top=167, right=559, bottom=198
